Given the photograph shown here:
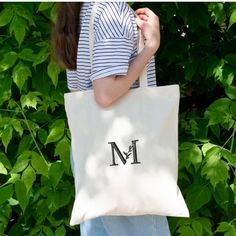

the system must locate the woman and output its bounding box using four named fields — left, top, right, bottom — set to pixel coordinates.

left=53, top=2, right=170, bottom=236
